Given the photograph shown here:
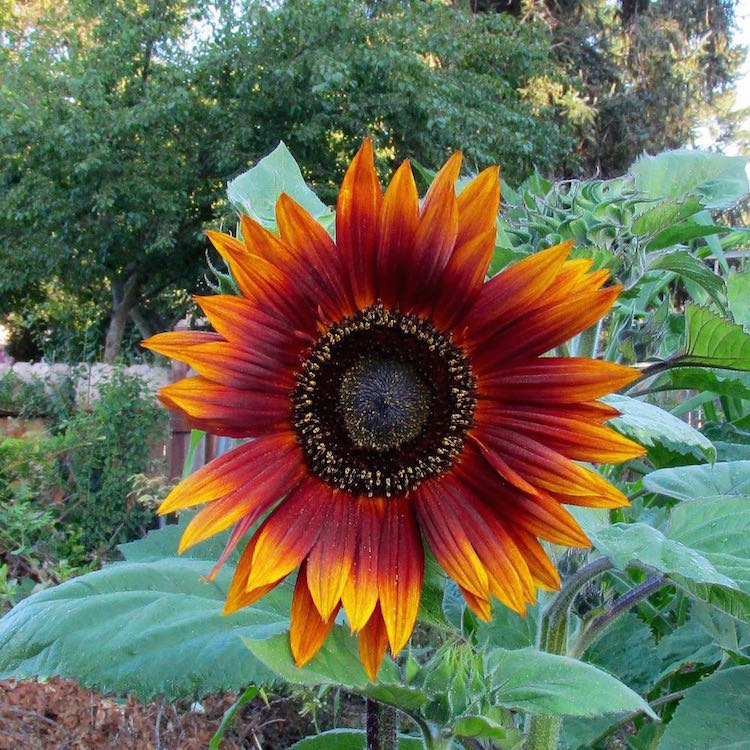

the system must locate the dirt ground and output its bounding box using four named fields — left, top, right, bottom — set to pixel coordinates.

left=0, top=678, right=365, bottom=750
